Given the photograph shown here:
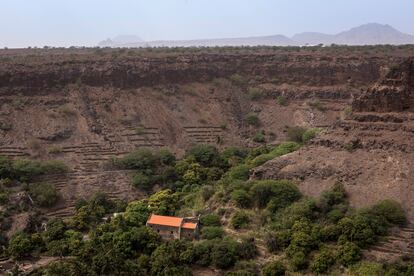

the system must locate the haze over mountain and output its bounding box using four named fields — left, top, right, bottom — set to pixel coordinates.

left=99, top=23, right=414, bottom=47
